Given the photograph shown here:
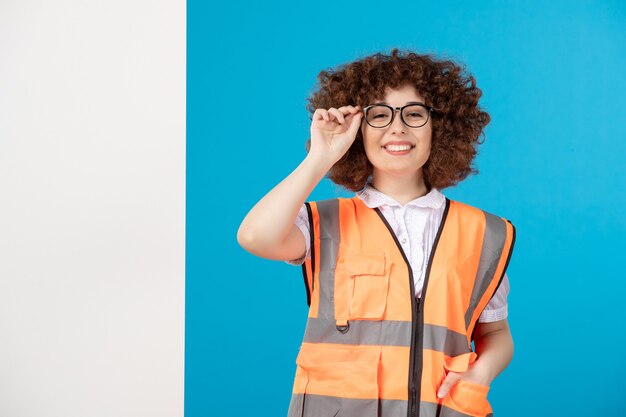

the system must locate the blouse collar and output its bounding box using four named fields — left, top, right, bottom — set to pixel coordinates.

left=357, top=182, right=446, bottom=209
